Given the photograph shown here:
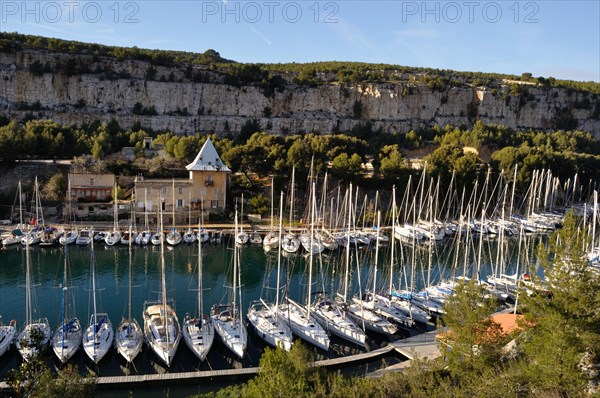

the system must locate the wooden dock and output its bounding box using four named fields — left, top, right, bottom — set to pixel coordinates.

left=390, top=330, right=441, bottom=361
left=314, top=345, right=394, bottom=368
left=0, top=344, right=399, bottom=392
left=95, top=367, right=260, bottom=389
left=92, top=345, right=397, bottom=390
left=0, top=335, right=436, bottom=391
